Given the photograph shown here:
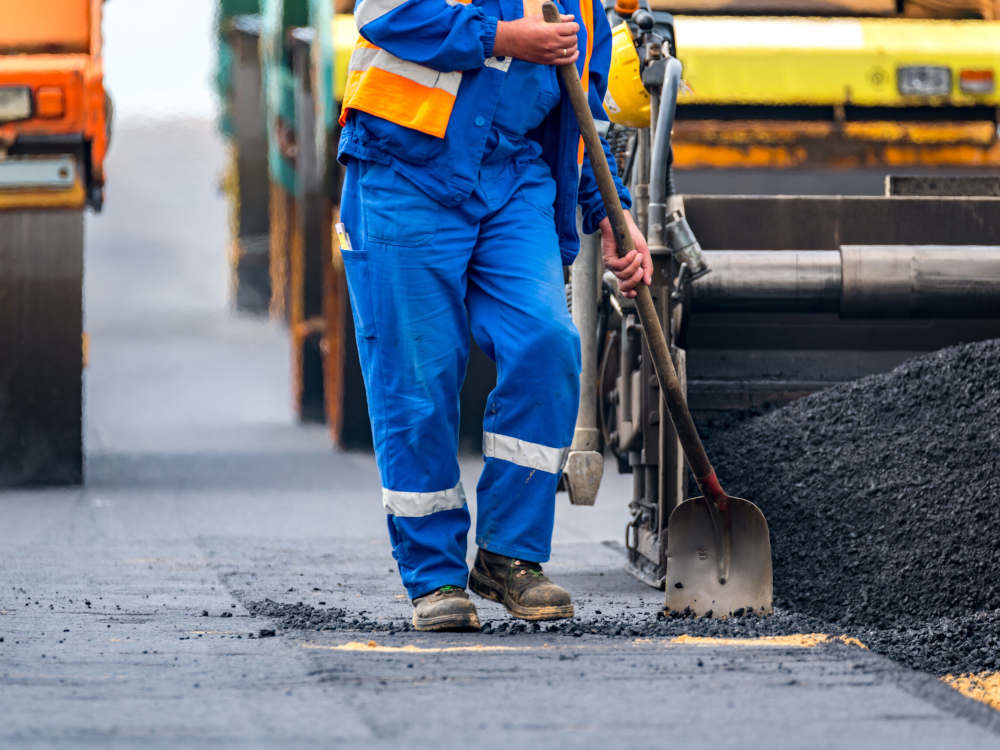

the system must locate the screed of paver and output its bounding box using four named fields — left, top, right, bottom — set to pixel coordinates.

left=943, top=673, right=1000, bottom=712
